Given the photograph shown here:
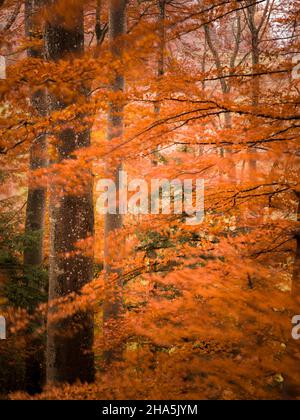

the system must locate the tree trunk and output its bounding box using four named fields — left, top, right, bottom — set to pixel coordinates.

left=154, top=0, right=165, bottom=116
left=103, top=0, right=127, bottom=364
left=45, top=2, right=95, bottom=384
left=24, top=0, right=47, bottom=394
left=246, top=1, right=260, bottom=172
left=250, top=29, right=260, bottom=106
left=151, top=0, right=165, bottom=165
